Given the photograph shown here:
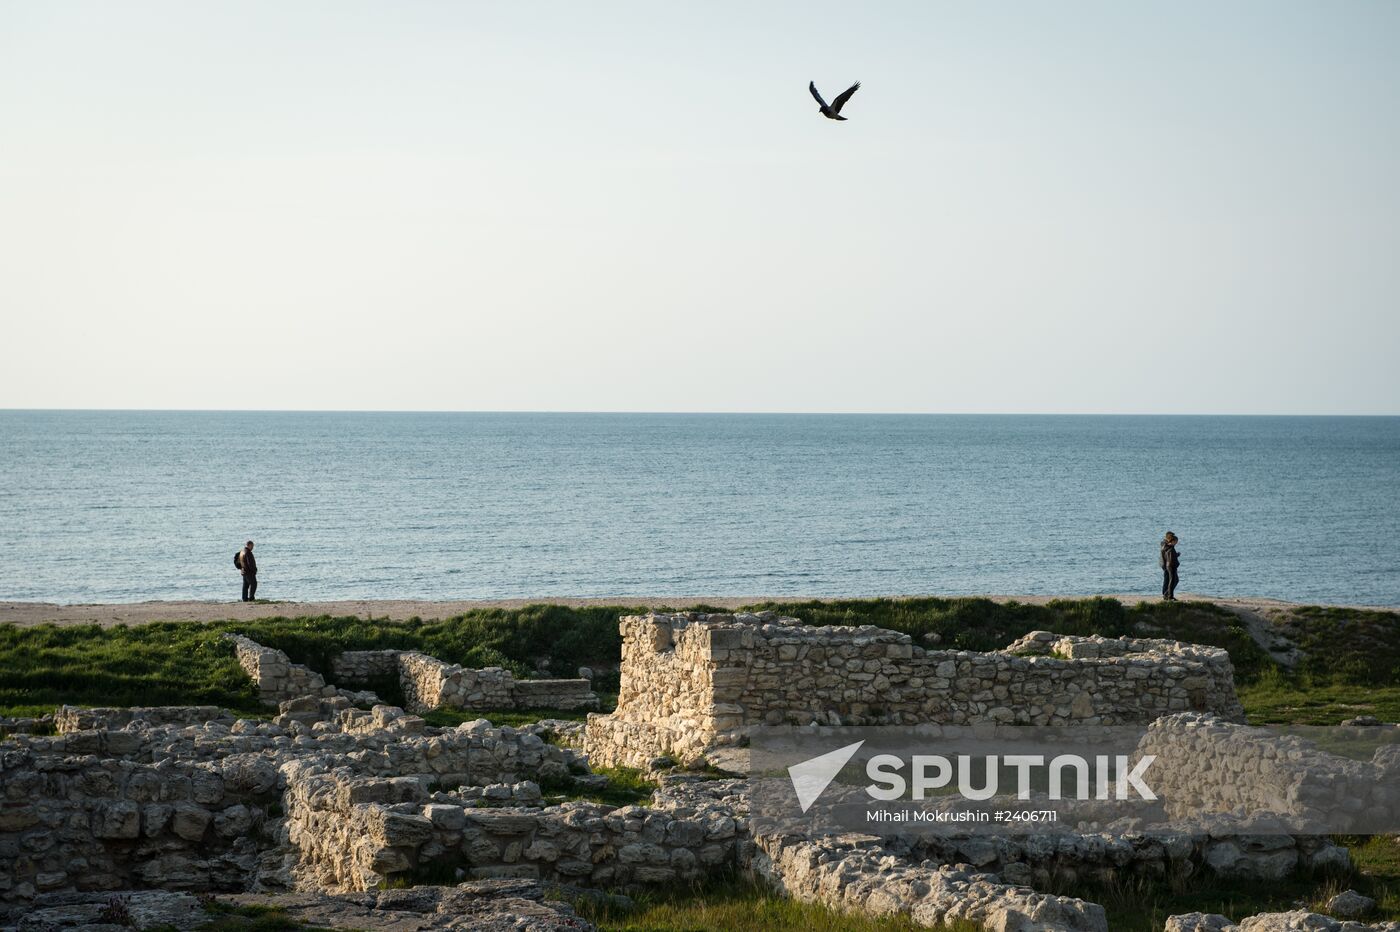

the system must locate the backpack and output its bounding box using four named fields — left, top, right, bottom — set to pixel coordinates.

left=234, top=551, right=243, bottom=570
